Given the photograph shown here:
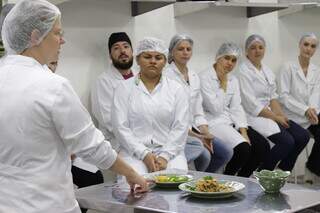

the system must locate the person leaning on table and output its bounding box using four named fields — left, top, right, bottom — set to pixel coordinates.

left=277, top=33, right=320, bottom=182
left=237, top=34, right=310, bottom=172
left=0, top=1, right=147, bottom=212
left=112, top=37, right=190, bottom=175
left=199, top=42, right=270, bottom=177
left=164, top=34, right=232, bottom=172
